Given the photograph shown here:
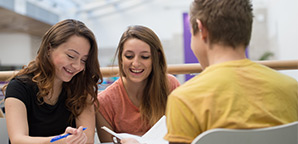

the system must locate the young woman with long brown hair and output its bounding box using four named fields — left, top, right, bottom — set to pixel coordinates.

left=96, top=25, right=180, bottom=143
left=3, top=19, right=102, bottom=144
